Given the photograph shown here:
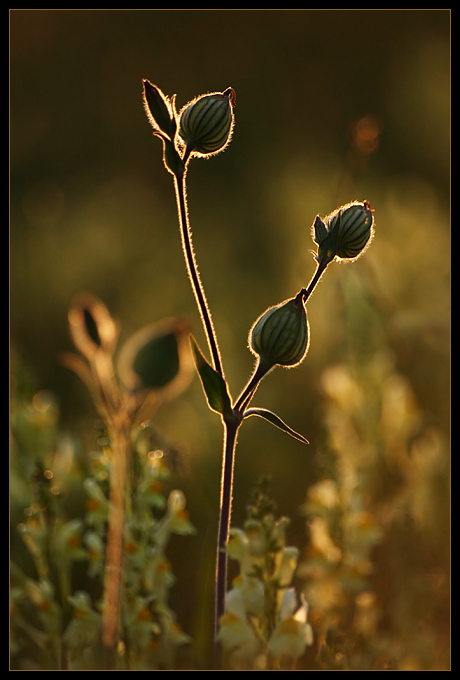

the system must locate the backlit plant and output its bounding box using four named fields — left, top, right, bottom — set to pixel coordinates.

left=142, top=79, right=375, bottom=665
